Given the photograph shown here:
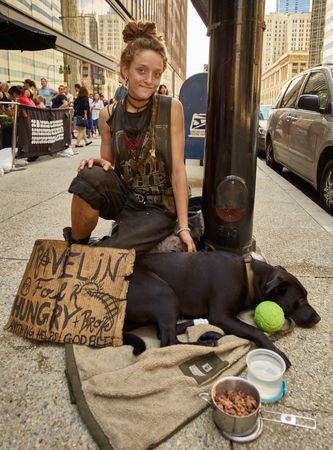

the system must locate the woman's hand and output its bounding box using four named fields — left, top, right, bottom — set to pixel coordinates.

left=78, top=157, right=113, bottom=172
left=178, top=230, right=196, bottom=252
